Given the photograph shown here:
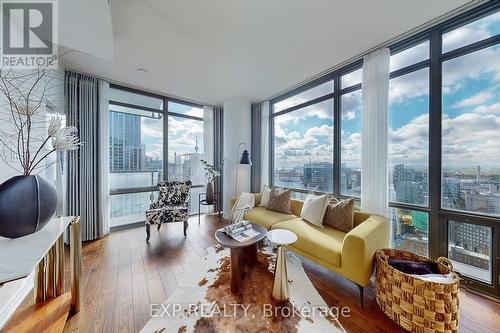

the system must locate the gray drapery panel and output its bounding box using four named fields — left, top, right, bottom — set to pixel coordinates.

left=213, top=106, right=224, bottom=213
left=251, top=103, right=262, bottom=193
left=65, top=71, right=105, bottom=241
